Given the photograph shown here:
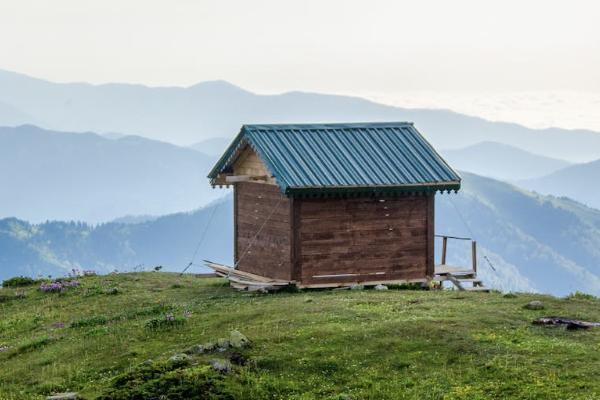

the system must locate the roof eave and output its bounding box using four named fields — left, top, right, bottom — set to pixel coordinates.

left=285, top=181, right=461, bottom=197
